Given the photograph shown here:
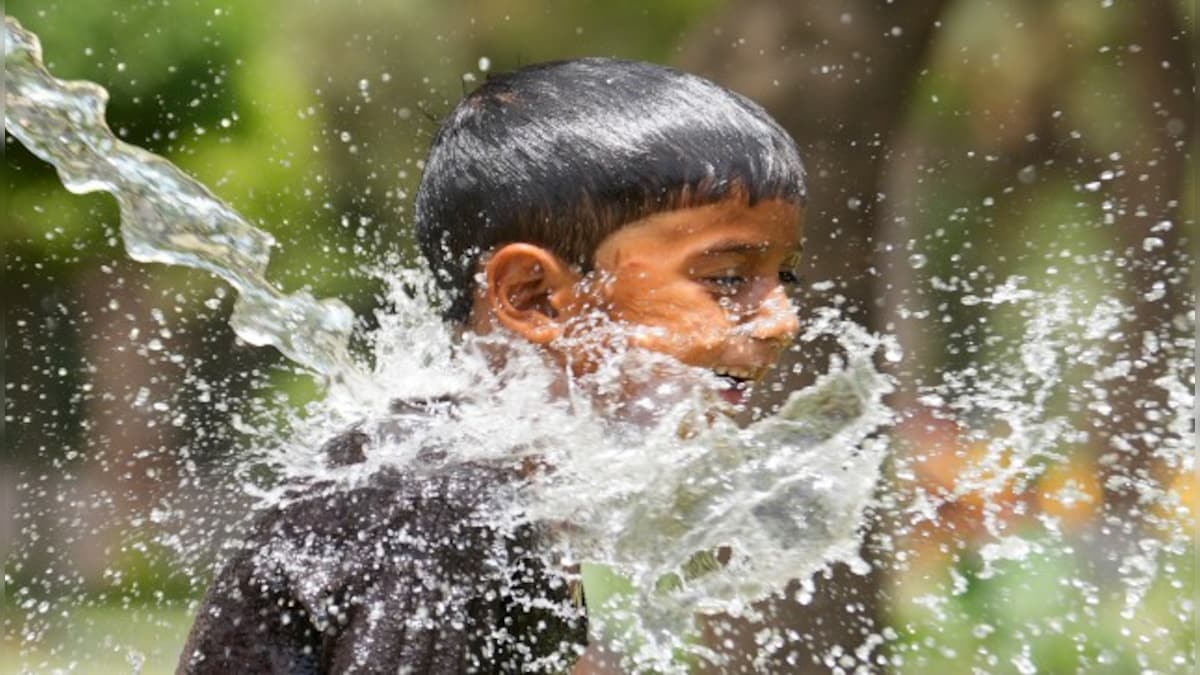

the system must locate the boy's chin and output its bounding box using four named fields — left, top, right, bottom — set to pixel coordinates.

left=576, top=353, right=753, bottom=424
